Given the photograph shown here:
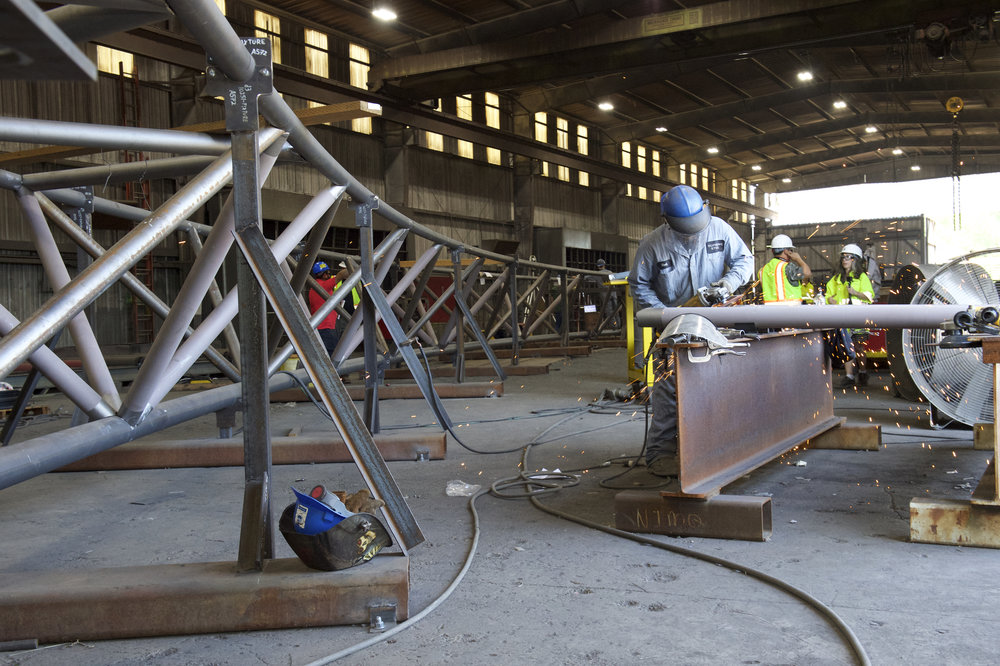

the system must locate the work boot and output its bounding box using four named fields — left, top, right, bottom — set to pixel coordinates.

left=647, top=455, right=680, bottom=478
left=858, top=372, right=869, bottom=387
left=838, top=375, right=856, bottom=388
